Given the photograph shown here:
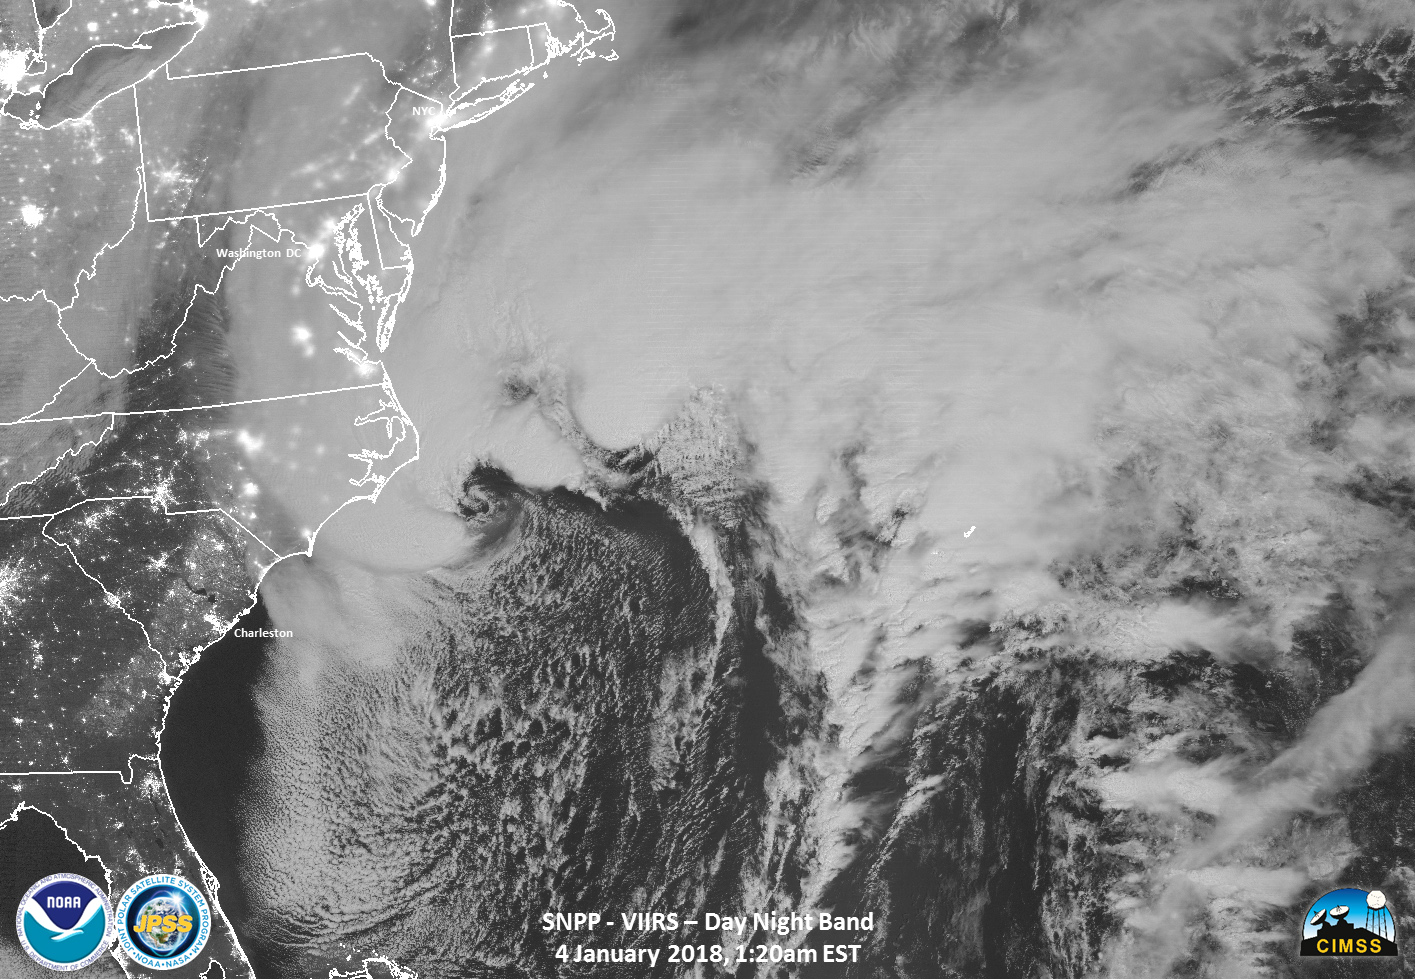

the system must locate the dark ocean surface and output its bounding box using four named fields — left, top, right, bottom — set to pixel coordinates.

left=161, top=597, right=270, bottom=962
left=149, top=2, right=1415, bottom=977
